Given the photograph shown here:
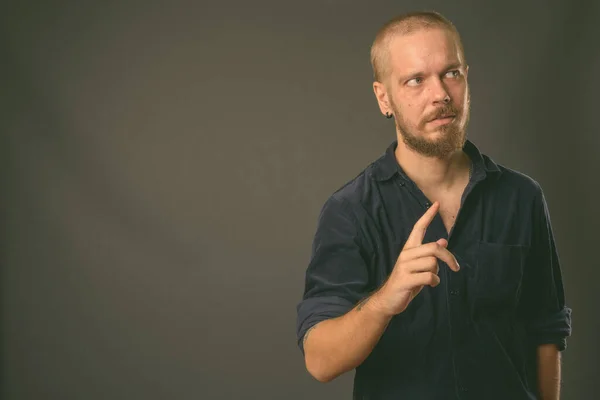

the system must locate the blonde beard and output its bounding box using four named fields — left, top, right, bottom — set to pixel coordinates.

left=390, top=95, right=470, bottom=158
